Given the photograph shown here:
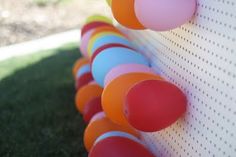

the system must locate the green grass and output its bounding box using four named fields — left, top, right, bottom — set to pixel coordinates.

left=0, top=44, right=87, bottom=157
